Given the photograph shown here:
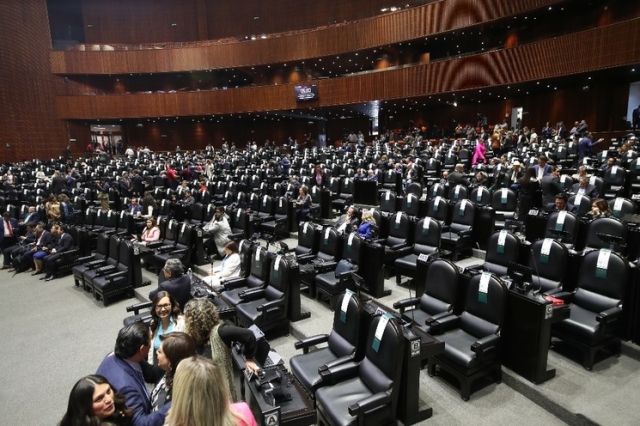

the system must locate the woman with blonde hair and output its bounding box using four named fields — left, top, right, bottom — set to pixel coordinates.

left=166, top=356, right=257, bottom=426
